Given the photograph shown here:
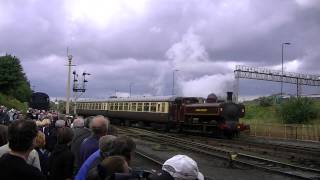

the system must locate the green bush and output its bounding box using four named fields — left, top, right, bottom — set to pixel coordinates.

left=278, top=97, right=317, bottom=124
left=259, top=96, right=273, bottom=107
left=0, top=93, right=27, bottom=112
